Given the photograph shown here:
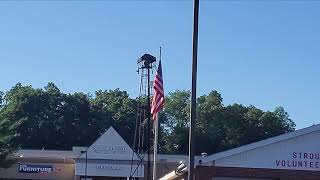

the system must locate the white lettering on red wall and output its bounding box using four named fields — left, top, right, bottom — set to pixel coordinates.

left=275, top=152, right=320, bottom=169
